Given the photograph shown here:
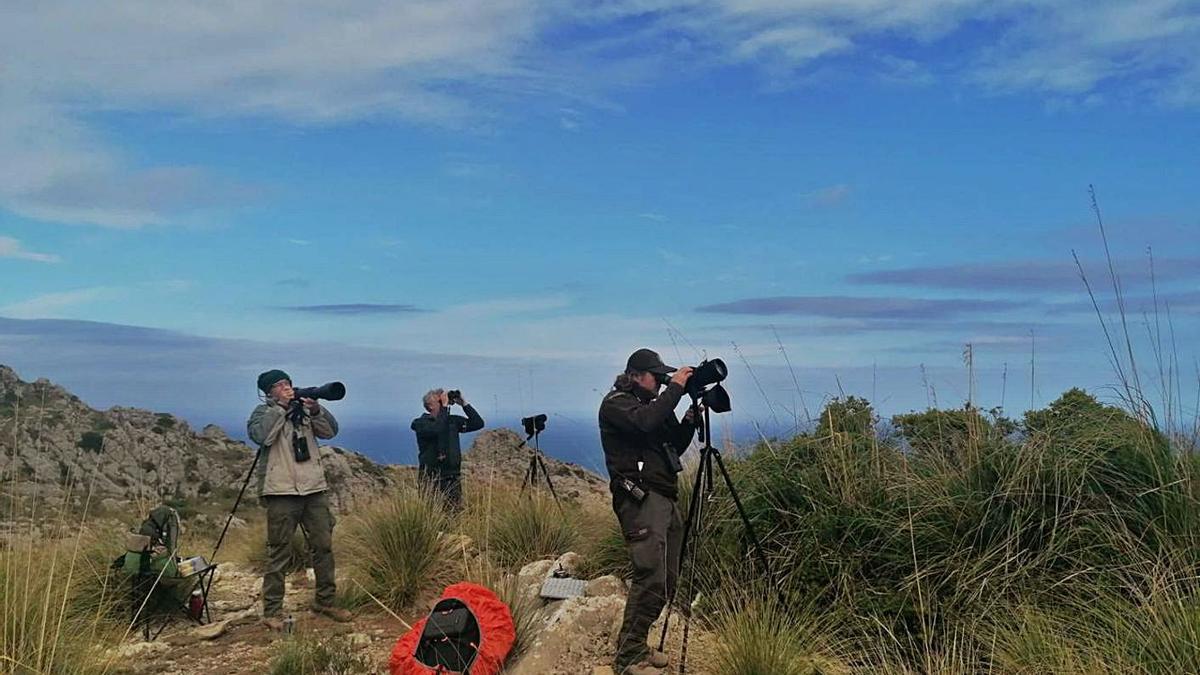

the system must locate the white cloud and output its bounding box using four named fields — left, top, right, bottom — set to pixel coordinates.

left=971, top=0, right=1200, bottom=104
left=0, top=288, right=112, bottom=319
left=2, top=0, right=1198, bottom=229
left=0, top=236, right=61, bottom=264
